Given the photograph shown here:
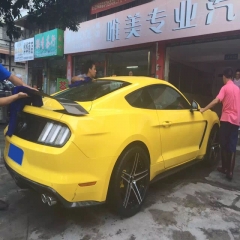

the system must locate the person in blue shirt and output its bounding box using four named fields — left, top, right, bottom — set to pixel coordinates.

left=0, top=64, right=32, bottom=210
left=0, top=64, right=34, bottom=88
left=70, top=60, right=96, bottom=85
